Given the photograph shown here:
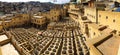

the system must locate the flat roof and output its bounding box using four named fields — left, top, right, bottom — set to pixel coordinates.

left=0, top=35, right=8, bottom=42
left=48, top=22, right=56, bottom=26
left=97, top=36, right=120, bottom=55
left=101, top=28, right=113, bottom=34
left=95, top=1, right=114, bottom=4
left=0, top=16, right=13, bottom=20
left=0, top=21, right=2, bottom=25
left=0, top=14, right=13, bottom=19
left=33, top=16, right=44, bottom=19
left=86, top=28, right=115, bottom=55
left=4, top=20, right=11, bottom=22
left=0, top=16, right=6, bottom=19
left=82, top=19, right=91, bottom=23
left=88, top=23, right=102, bottom=30
left=1, top=43, right=19, bottom=55
left=86, top=28, right=114, bottom=45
